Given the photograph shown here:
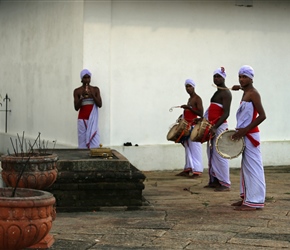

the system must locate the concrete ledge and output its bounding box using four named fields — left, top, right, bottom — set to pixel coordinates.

left=1, top=133, right=290, bottom=171
left=45, top=149, right=146, bottom=212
